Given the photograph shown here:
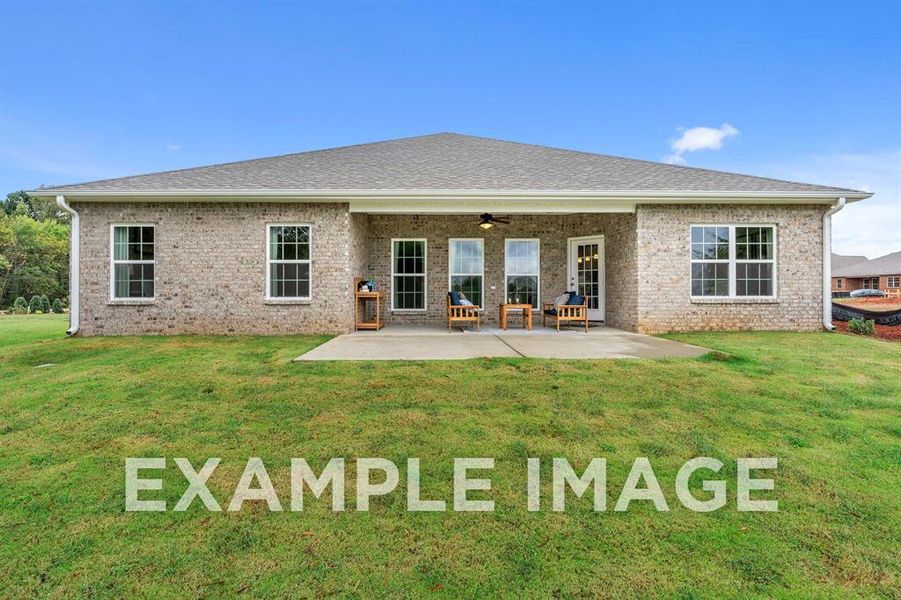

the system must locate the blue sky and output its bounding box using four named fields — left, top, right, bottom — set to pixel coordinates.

left=1, top=1, right=898, bottom=256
